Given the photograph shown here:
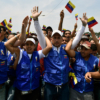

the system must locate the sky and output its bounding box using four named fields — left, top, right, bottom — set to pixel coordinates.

left=0, top=0, right=100, bottom=33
